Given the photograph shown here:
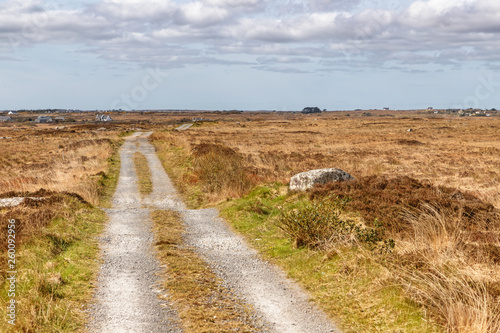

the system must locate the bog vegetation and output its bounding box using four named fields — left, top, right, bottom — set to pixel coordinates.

left=1, top=111, right=499, bottom=332
left=150, top=112, right=500, bottom=333
left=0, top=123, right=122, bottom=332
